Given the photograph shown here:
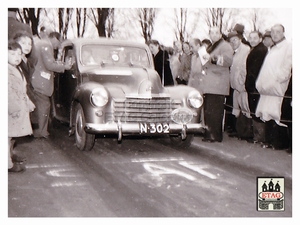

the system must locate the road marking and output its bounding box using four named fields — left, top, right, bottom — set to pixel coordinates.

left=191, top=142, right=236, bottom=159
left=46, top=168, right=78, bottom=177
left=131, top=157, right=184, bottom=163
left=26, top=163, right=71, bottom=169
left=179, top=161, right=217, bottom=180
left=143, top=163, right=196, bottom=181
left=51, top=181, right=86, bottom=187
